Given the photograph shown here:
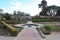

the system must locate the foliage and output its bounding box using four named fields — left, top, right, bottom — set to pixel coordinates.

left=17, top=11, right=24, bottom=16
left=39, top=0, right=47, bottom=9
left=49, top=25, right=60, bottom=32
left=40, top=5, right=58, bottom=16
left=33, top=15, right=40, bottom=19
left=56, top=8, right=60, bottom=16
left=0, top=21, right=4, bottom=27
left=36, top=28, right=40, bottom=31
left=5, top=21, right=21, bottom=24
left=44, top=25, right=51, bottom=31
left=3, top=13, right=11, bottom=20
left=2, top=21, right=17, bottom=36
left=32, top=19, right=60, bottom=22
left=14, top=11, right=16, bottom=15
